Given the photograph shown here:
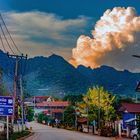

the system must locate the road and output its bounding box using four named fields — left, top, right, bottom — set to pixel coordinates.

left=25, top=121, right=126, bottom=140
